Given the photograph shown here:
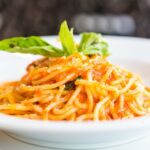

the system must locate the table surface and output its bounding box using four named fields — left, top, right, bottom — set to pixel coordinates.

left=0, top=131, right=148, bottom=150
